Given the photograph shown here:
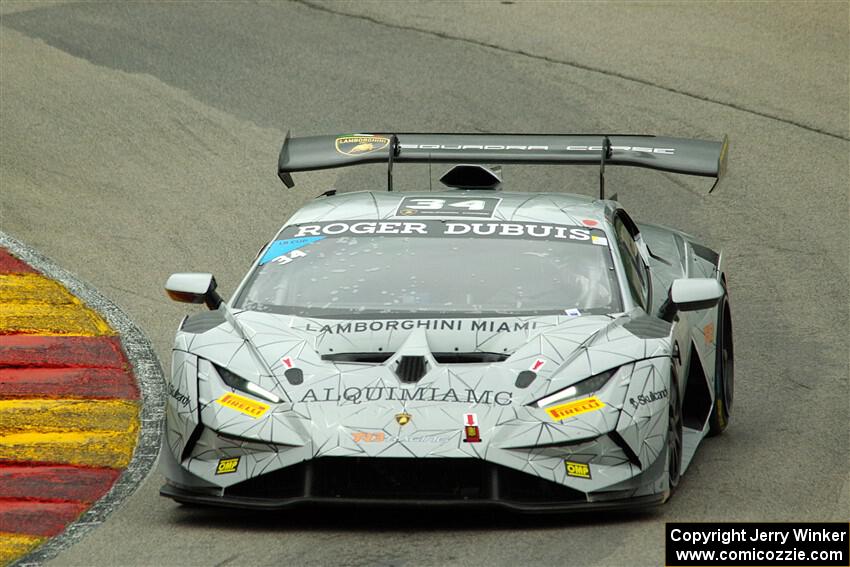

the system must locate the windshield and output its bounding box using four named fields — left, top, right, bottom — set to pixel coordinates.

left=234, top=220, right=622, bottom=318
